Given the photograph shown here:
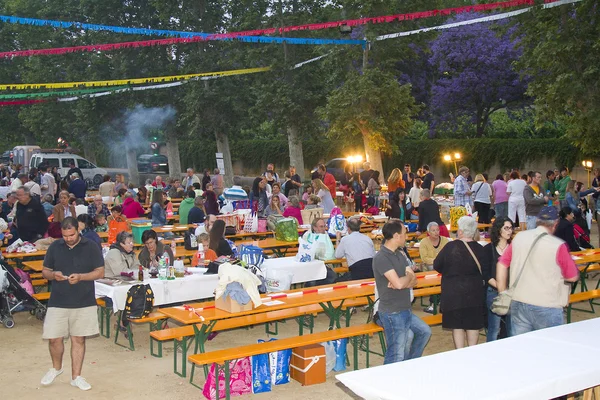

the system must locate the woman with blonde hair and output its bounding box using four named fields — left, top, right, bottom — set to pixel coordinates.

left=313, top=178, right=335, bottom=213
left=471, top=174, right=493, bottom=224
left=387, top=168, right=405, bottom=192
